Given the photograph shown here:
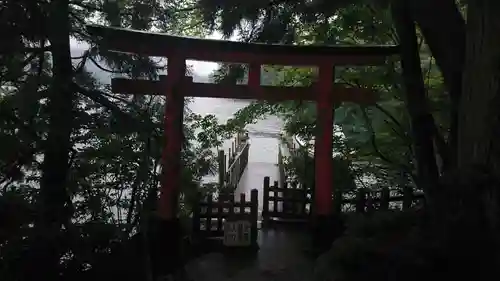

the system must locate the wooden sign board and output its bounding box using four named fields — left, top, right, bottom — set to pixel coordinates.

left=223, top=220, right=251, bottom=247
